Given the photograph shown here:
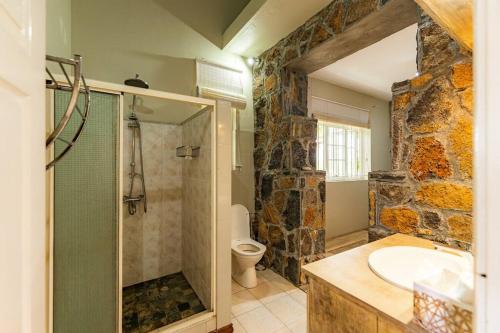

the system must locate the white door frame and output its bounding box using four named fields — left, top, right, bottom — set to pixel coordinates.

left=474, top=1, right=500, bottom=332
left=0, top=0, right=46, bottom=332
